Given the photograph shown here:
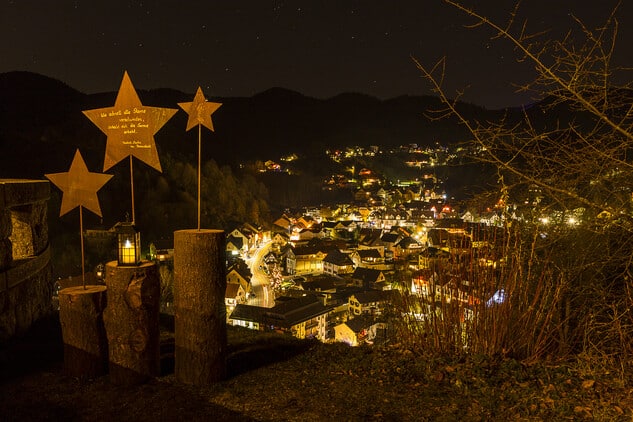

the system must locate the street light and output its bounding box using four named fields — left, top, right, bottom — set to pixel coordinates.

left=115, top=221, right=141, bottom=266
